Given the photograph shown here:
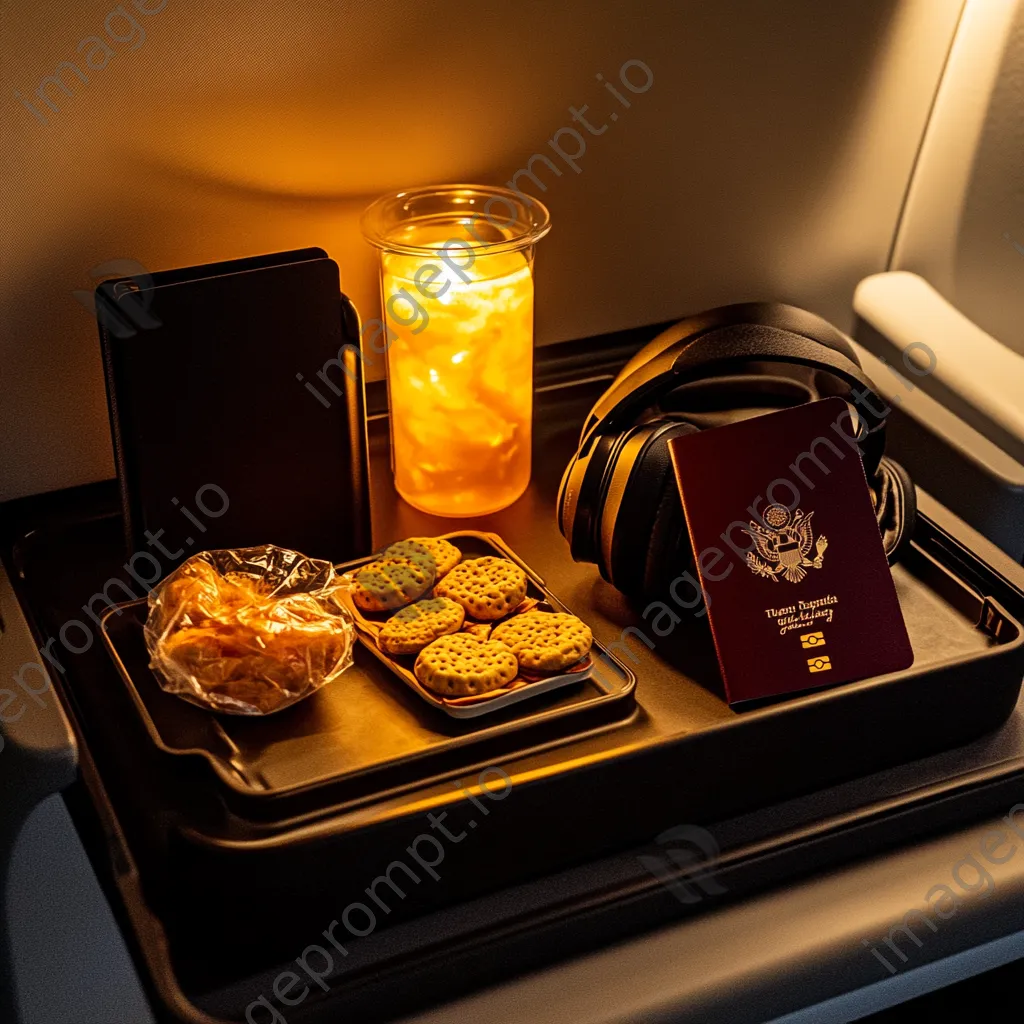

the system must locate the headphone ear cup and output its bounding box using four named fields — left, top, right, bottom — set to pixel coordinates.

left=601, top=420, right=700, bottom=596
left=874, top=456, right=917, bottom=564
left=639, top=463, right=692, bottom=597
